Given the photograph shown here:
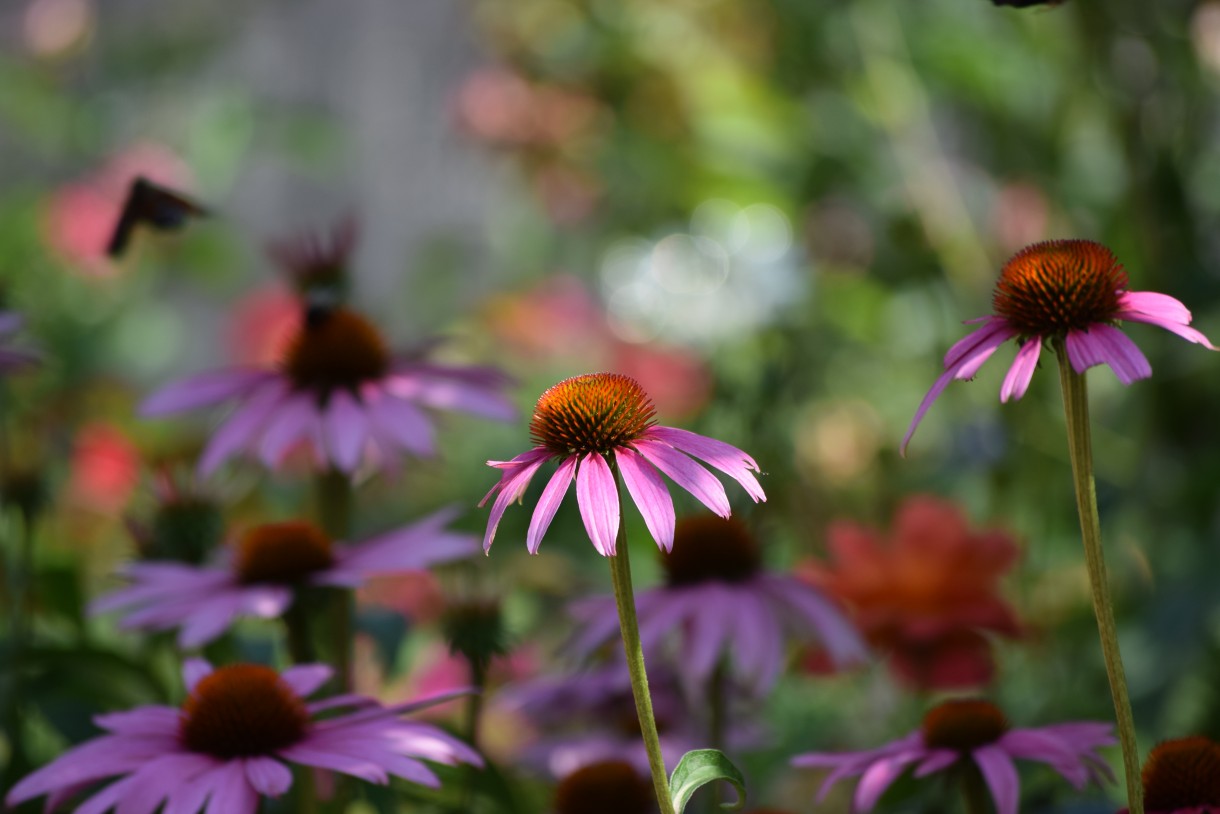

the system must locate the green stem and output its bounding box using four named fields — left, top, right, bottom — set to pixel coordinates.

left=608, top=470, right=676, bottom=814
left=1055, top=345, right=1143, bottom=814
left=707, top=659, right=728, bottom=813
left=959, top=765, right=989, bottom=814
left=314, top=469, right=354, bottom=692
